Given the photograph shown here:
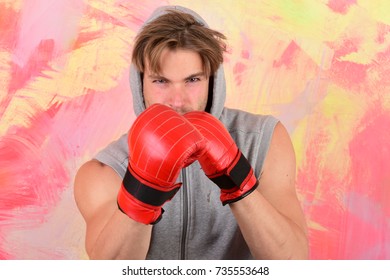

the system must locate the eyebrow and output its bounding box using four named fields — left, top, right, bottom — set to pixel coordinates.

left=148, top=72, right=206, bottom=81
